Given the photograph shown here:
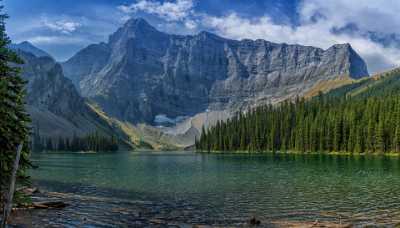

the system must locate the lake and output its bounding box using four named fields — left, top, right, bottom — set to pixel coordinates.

left=28, top=151, right=400, bottom=226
